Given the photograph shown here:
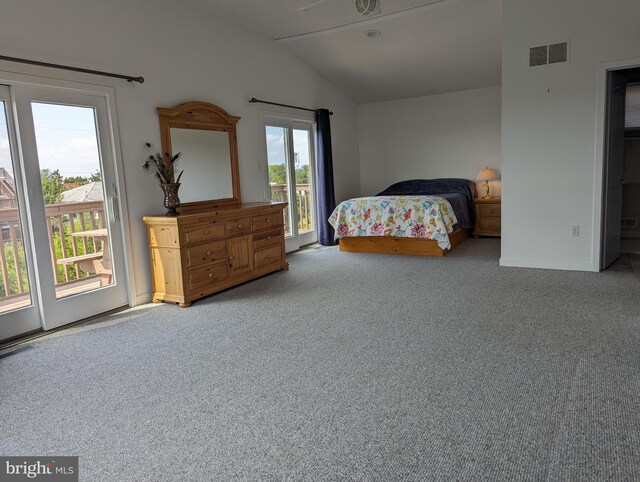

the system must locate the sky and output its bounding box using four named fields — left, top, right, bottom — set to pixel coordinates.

left=0, top=100, right=102, bottom=181
left=265, top=125, right=311, bottom=168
